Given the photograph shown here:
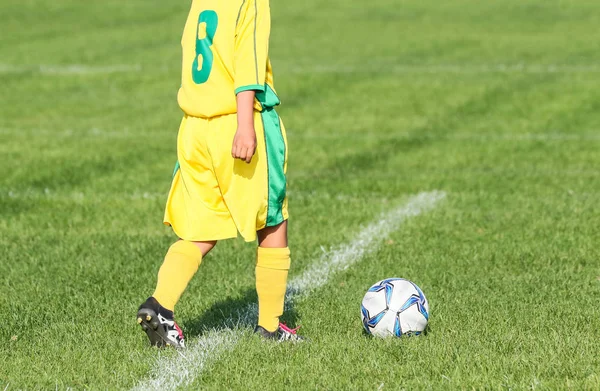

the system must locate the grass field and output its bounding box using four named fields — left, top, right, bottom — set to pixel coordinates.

left=2, top=0, right=600, bottom=389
